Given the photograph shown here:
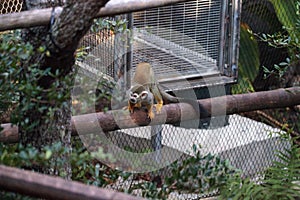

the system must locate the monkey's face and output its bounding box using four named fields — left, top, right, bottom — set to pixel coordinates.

left=129, top=91, right=149, bottom=105
left=129, top=92, right=139, bottom=104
